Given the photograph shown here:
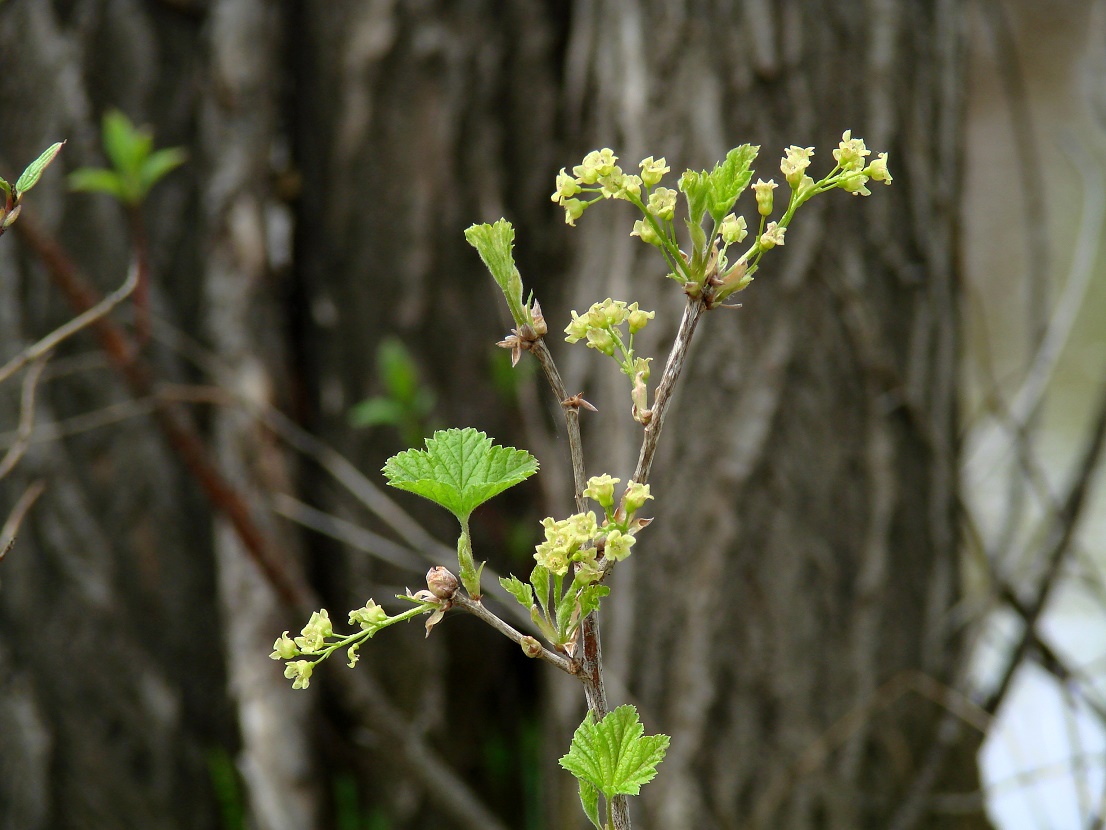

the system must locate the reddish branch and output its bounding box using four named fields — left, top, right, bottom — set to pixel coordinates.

left=15, top=214, right=310, bottom=609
